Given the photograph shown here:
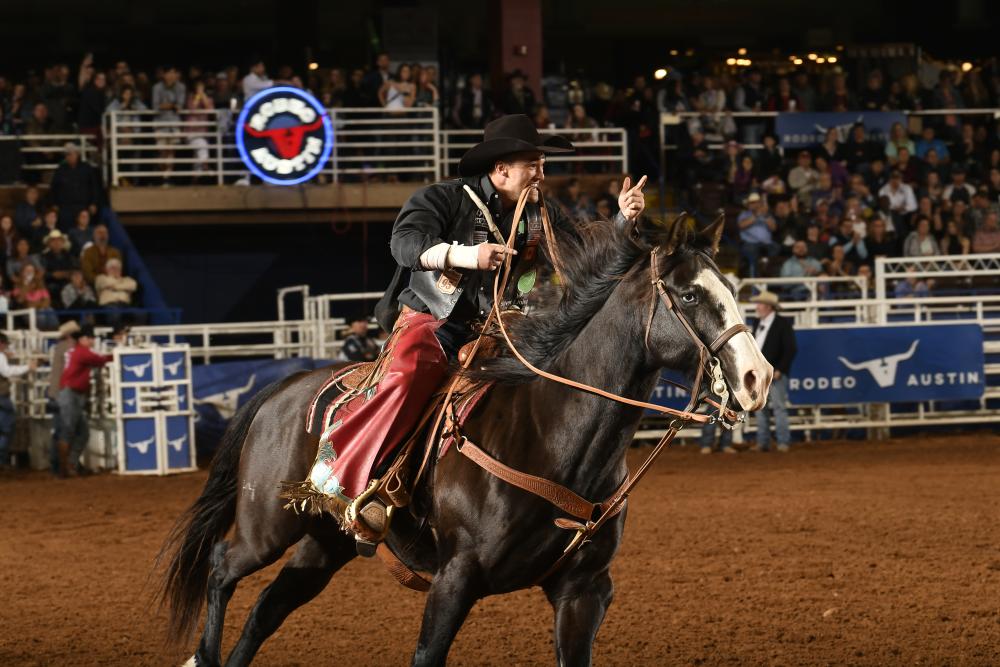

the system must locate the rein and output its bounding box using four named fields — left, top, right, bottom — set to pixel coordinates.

left=419, top=186, right=751, bottom=588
